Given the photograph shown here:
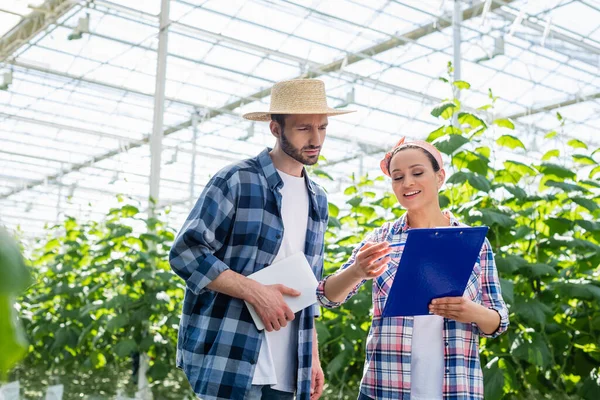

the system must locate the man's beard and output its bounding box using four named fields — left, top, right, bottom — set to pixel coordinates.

left=280, top=129, right=320, bottom=166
